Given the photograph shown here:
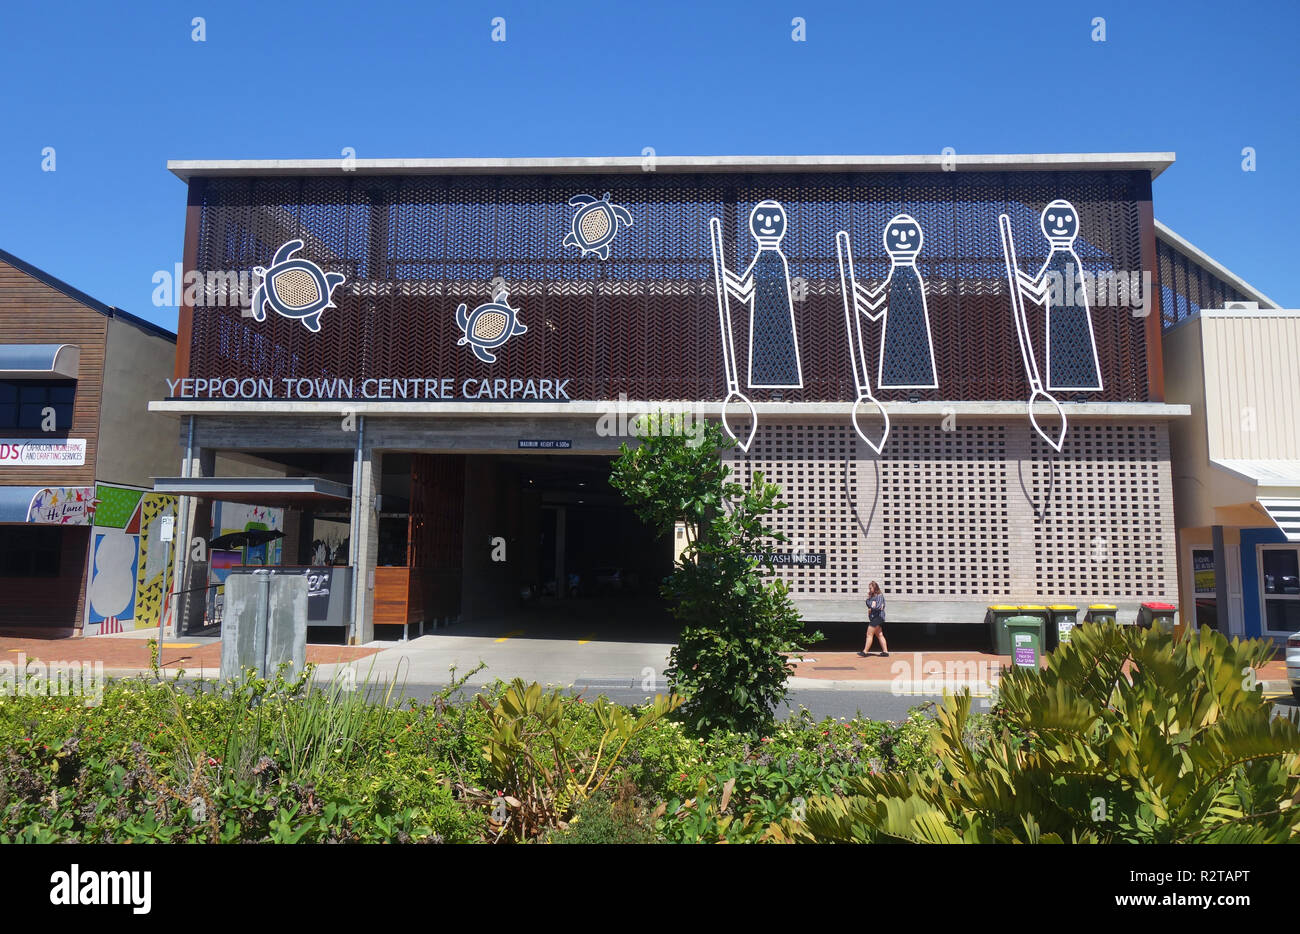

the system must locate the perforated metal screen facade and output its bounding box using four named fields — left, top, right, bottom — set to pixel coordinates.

left=1157, top=235, right=1259, bottom=329
left=185, top=169, right=1154, bottom=403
